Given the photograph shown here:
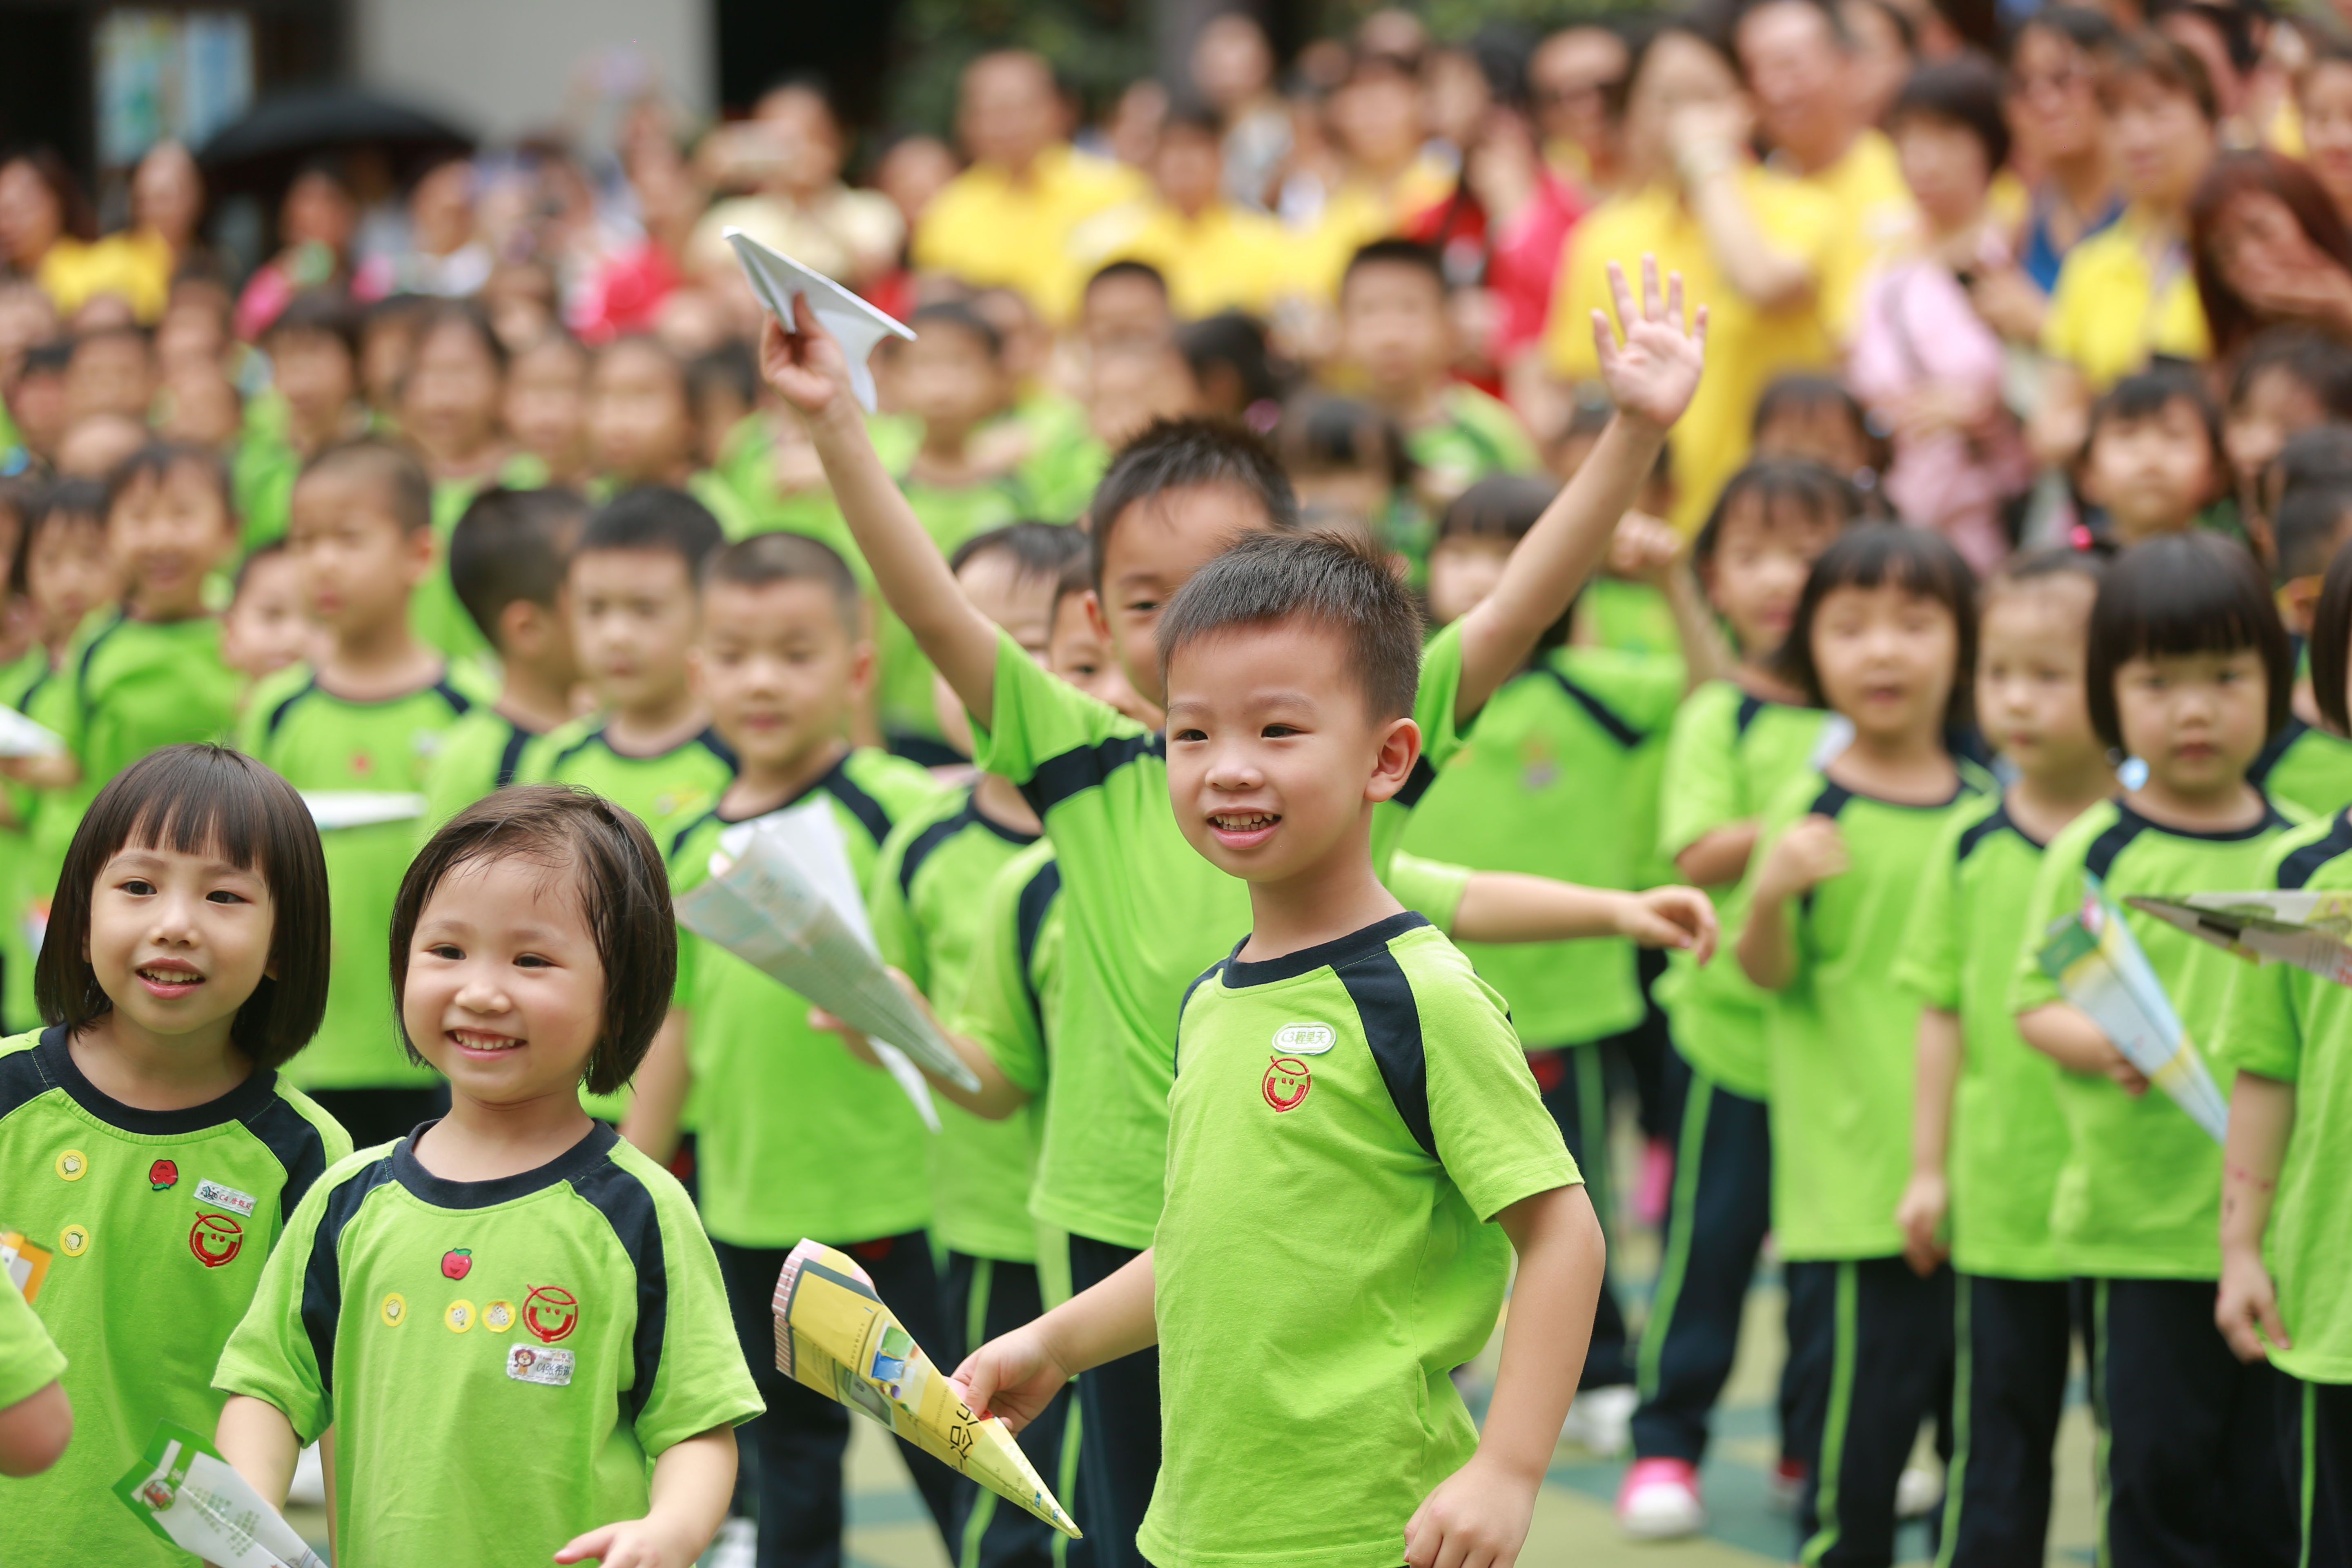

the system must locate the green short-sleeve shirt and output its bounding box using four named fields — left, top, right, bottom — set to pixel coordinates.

left=53, top=610, right=243, bottom=795
left=1403, top=647, right=1683, bottom=1047
left=966, top=622, right=1470, bottom=1248
left=513, top=717, right=741, bottom=843
left=237, top=664, right=492, bottom=1091
left=2009, top=795, right=2300, bottom=1278
left=417, top=706, right=541, bottom=837
left=0, top=1271, right=63, bottom=1411
left=1143, top=914, right=1577, bottom=1568
left=2250, top=717, right=2352, bottom=820
left=1892, top=797, right=2071, bottom=1278
left=870, top=788, right=1044, bottom=1263
left=0, top=1028, right=351, bottom=1565
left=213, top=1123, right=761, bottom=1568
left=1652, top=682, right=1836, bottom=1096
left=666, top=749, right=946, bottom=1248
left=2214, top=810, right=2352, bottom=1380
left=958, top=843, right=1063, bottom=1105
left=0, top=651, right=56, bottom=1035
left=1757, top=771, right=1985, bottom=1261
